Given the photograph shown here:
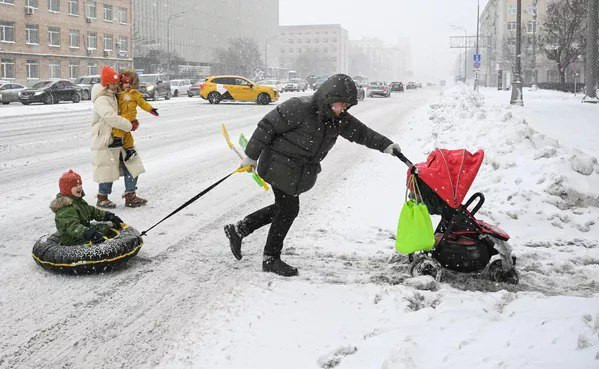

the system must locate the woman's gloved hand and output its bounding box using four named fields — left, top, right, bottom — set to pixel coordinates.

left=150, top=108, right=159, bottom=117
left=240, top=156, right=258, bottom=169
left=384, top=143, right=401, bottom=156
left=131, top=120, right=139, bottom=131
